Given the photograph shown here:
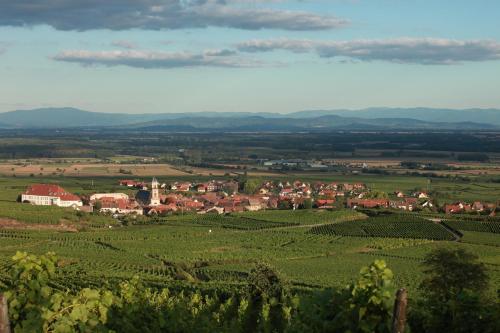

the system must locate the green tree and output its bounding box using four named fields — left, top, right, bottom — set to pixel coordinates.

left=93, top=200, right=102, bottom=211
left=302, top=199, right=313, bottom=210
left=288, top=260, right=395, bottom=333
left=243, top=179, right=262, bottom=195
left=420, top=248, right=488, bottom=301
left=278, top=200, right=292, bottom=210
left=364, top=191, right=388, bottom=199
left=410, top=248, right=498, bottom=333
